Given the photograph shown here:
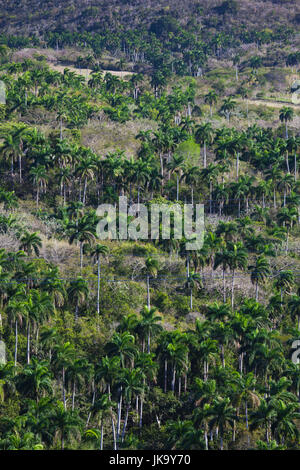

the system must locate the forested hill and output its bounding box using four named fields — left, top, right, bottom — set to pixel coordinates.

left=0, top=0, right=299, bottom=35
